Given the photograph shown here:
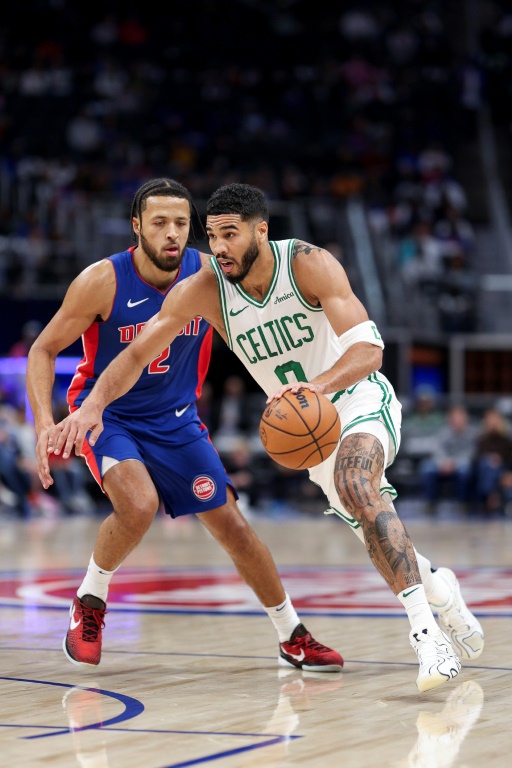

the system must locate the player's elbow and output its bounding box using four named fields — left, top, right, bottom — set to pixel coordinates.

left=366, top=344, right=383, bottom=373
left=27, top=340, right=54, bottom=365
